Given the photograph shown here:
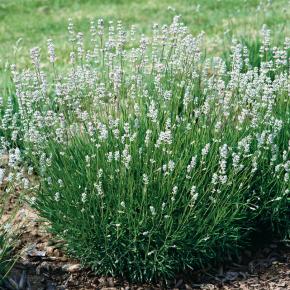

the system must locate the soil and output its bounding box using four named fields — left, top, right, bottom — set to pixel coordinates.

left=2, top=190, right=290, bottom=290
